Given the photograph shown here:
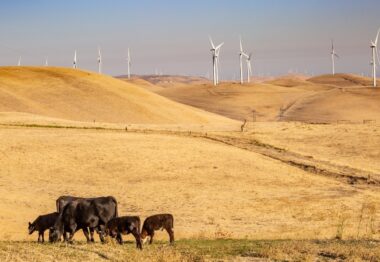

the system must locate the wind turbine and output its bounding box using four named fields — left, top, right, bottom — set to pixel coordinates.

left=209, top=36, right=224, bottom=86
left=370, top=28, right=380, bottom=87
left=97, top=47, right=102, bottom=74
left=45, top=57, right=48, bottom=66
left=246, top=53, right=253, bottom=83
left=127, top=48, right=131, bottom=79
left=17, top=56, right=21, bottom=66
left=73, top=50, right=77, bottom=69
left=239, top=37, right=247, bottom=84
left=331, top=40, right=339, bottom=75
